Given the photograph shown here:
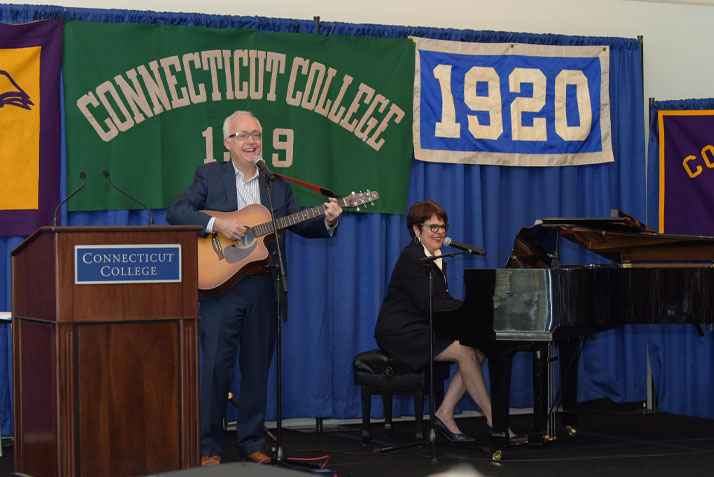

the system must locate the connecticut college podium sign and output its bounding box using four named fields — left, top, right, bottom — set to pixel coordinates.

left=11, top=226, right=201, bottom=476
